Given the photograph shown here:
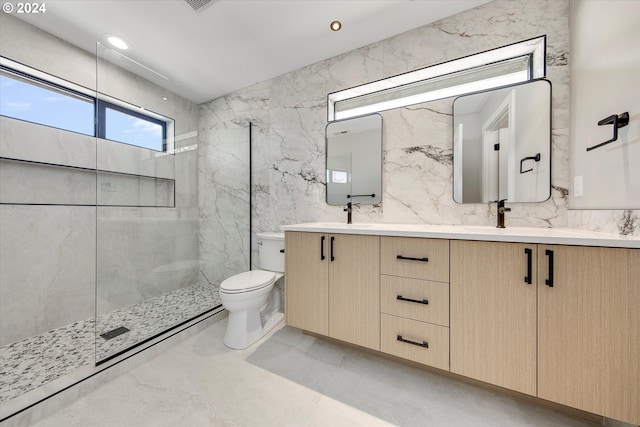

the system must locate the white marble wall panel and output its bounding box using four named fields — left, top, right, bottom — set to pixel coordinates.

left=199, top=0, right=579, bottom=259
left=568, top=210, right=640, bottom=236
left=0, top=160, right=95, bottom=205
left=0, top=117, right=96, bottom=169
left=198, top=96, right=252, bottom=286
left=0, top=206, right=95, bottom=346
left=96, top=172, right=174, bottom=207
left=96, top=139, right=175, bottom=180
